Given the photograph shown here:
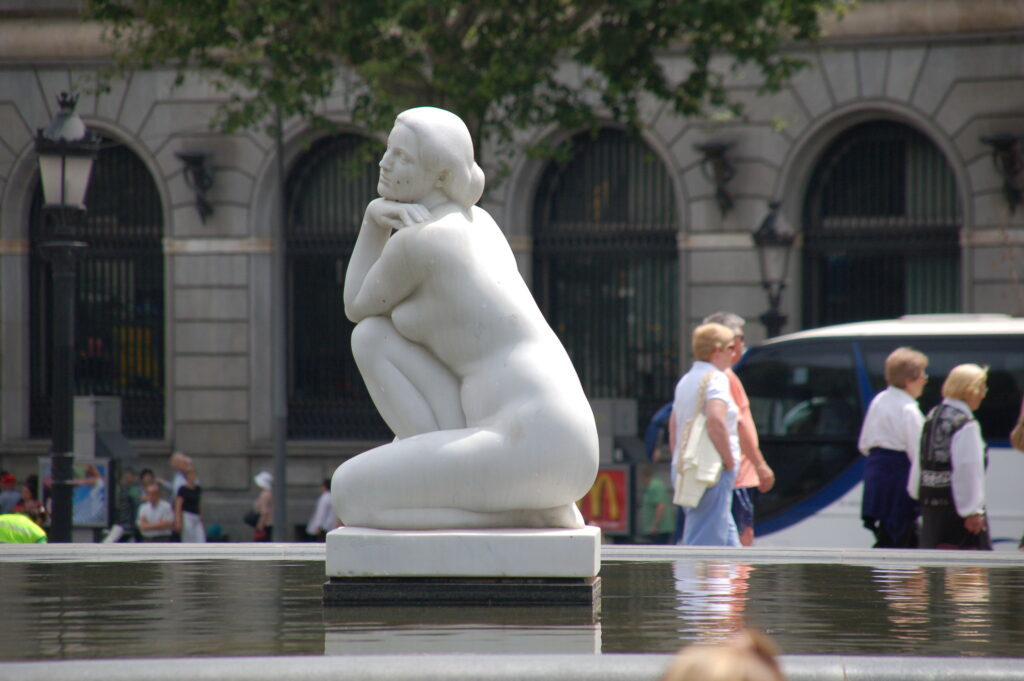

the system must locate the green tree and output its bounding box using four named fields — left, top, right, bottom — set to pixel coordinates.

left=86, top=0, right=853, bottom=161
